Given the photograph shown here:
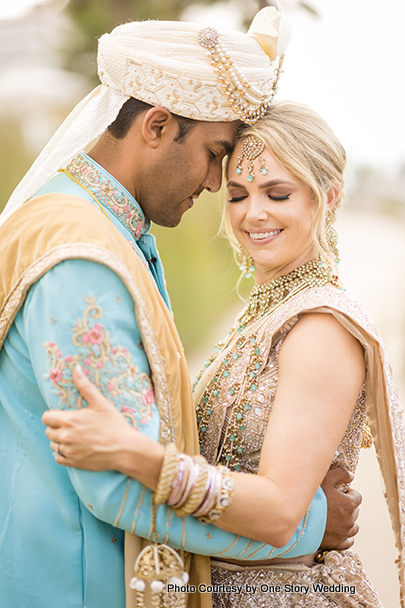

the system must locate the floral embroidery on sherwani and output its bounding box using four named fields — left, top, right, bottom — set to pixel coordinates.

left=44, top=294, right=155, bottom=430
